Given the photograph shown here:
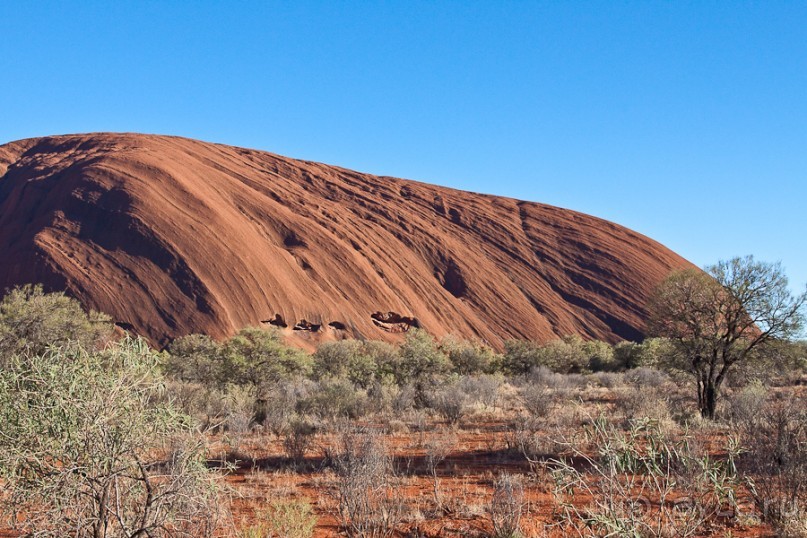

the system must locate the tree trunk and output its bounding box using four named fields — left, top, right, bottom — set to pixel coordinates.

left=700, top=381, right=718, bottom=419
left=94, top=483, right=109, bottom=538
